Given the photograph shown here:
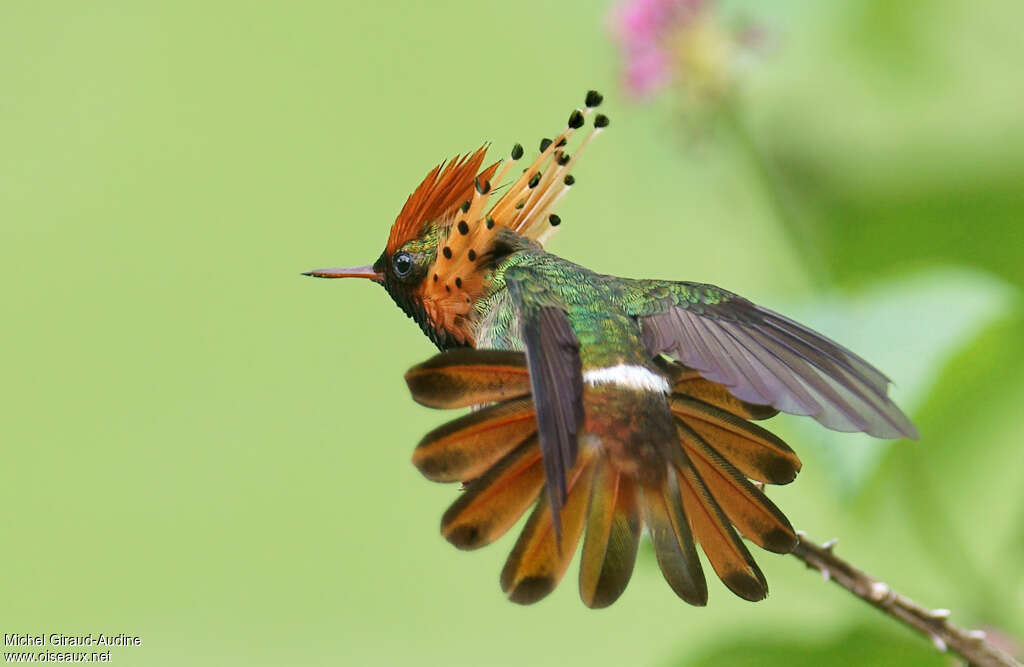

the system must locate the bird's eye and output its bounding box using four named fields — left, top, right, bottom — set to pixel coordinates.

left=392, top=252, right=414, bottom=278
